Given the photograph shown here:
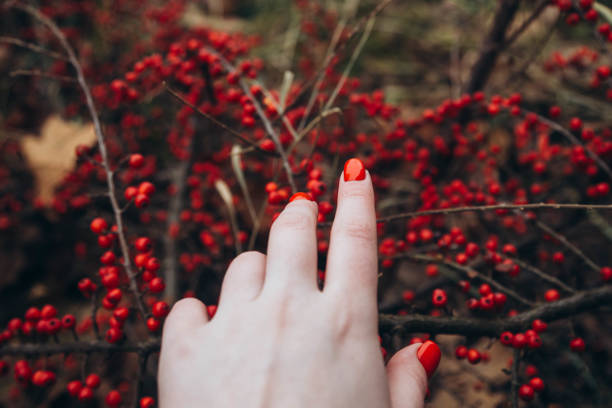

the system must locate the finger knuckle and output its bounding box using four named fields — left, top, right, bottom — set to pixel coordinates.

left=273, top=208, right=315, bottom=232
left=341, top=184, right=370, bottom=199
left=336, top=218, right=374, bottom=241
